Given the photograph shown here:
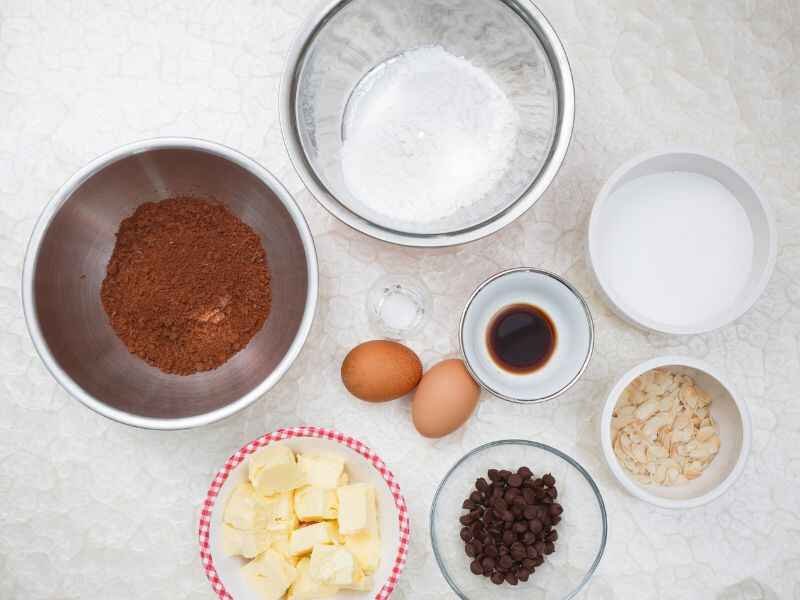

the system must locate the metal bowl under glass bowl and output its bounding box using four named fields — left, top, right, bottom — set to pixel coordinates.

left=431, top=440, right=607, bottom=600
left=280, top=0, right=574, bottom=247
left=22, top=138, right=318, bottom=430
